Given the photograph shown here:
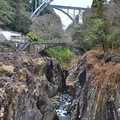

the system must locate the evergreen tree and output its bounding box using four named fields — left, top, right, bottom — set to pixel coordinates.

left=13, top=13, right=32, bottom=34
left=85, top=0, right=116, bottom=51
left=8, top=0, right=32, bottom=34
left=0, top=0, right=14, bottom=25
left=92, top=0, right=107, bottom=18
